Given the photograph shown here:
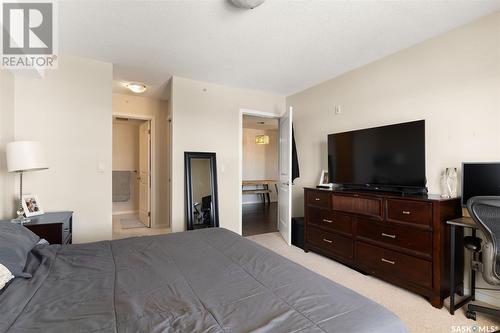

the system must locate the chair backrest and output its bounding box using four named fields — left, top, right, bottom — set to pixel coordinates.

left=467, top=196, right=500, bottom=285
left=201, top=195, right=212, bottom=211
